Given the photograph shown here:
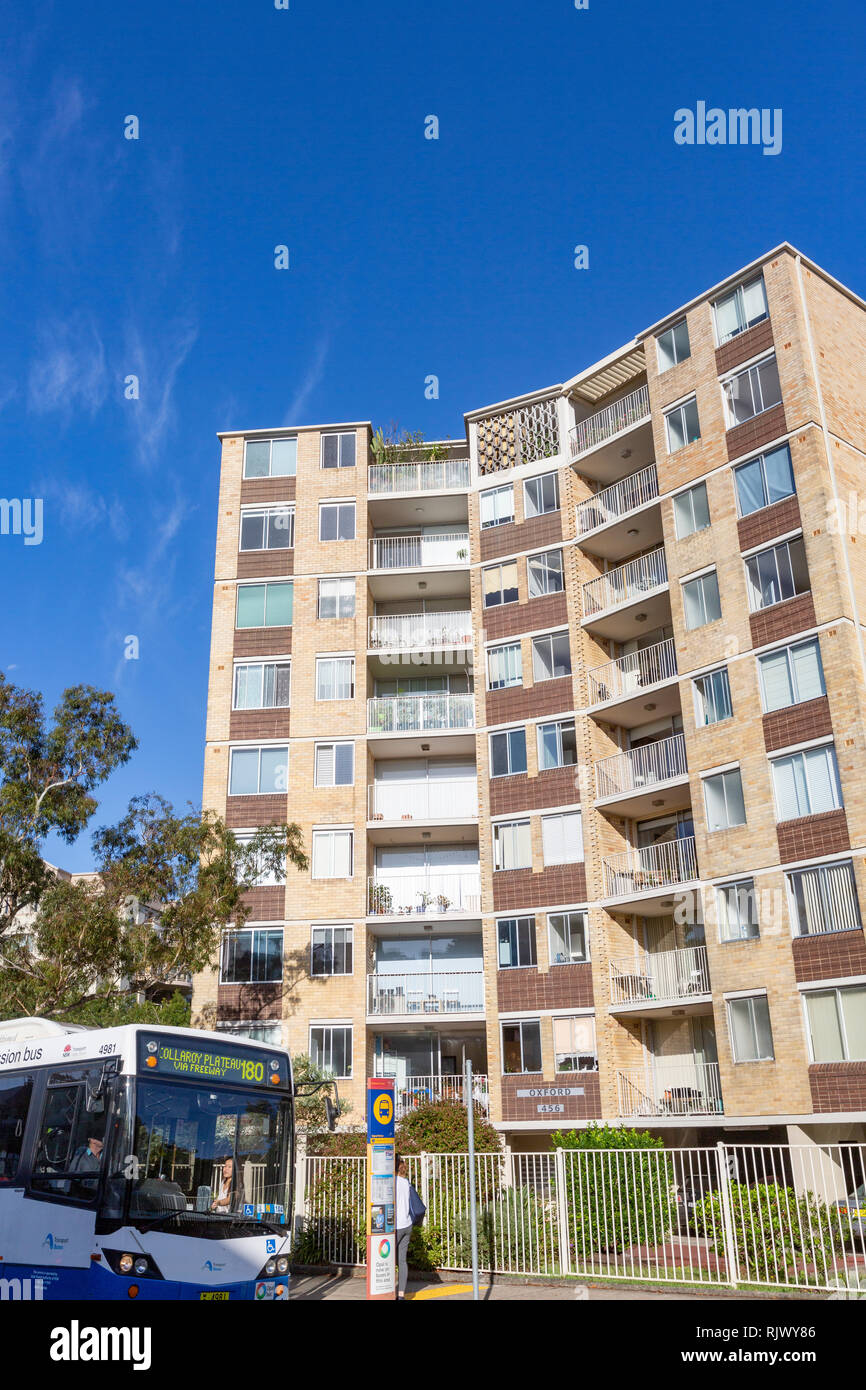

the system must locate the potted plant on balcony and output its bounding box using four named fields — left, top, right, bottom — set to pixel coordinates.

left=436, top=894, right=451, bottom=913
left=370, top=884, right=393, bottom=916
left=416, top=890, right=433, bottom=914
